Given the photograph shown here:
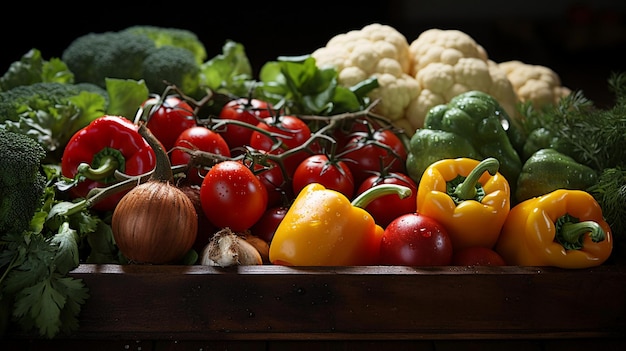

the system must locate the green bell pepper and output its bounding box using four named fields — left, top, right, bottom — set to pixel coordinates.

left=406, top=90, right=522, bottom=188
left=405, top=128, right=480, bottom=184
left=515, top=148, right=599, bottom=202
